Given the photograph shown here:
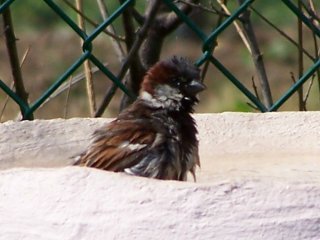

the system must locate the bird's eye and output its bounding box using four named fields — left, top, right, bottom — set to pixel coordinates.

left=172, top=76, right=189, bottom=88
left=179, top=77, right=188, bottom=82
